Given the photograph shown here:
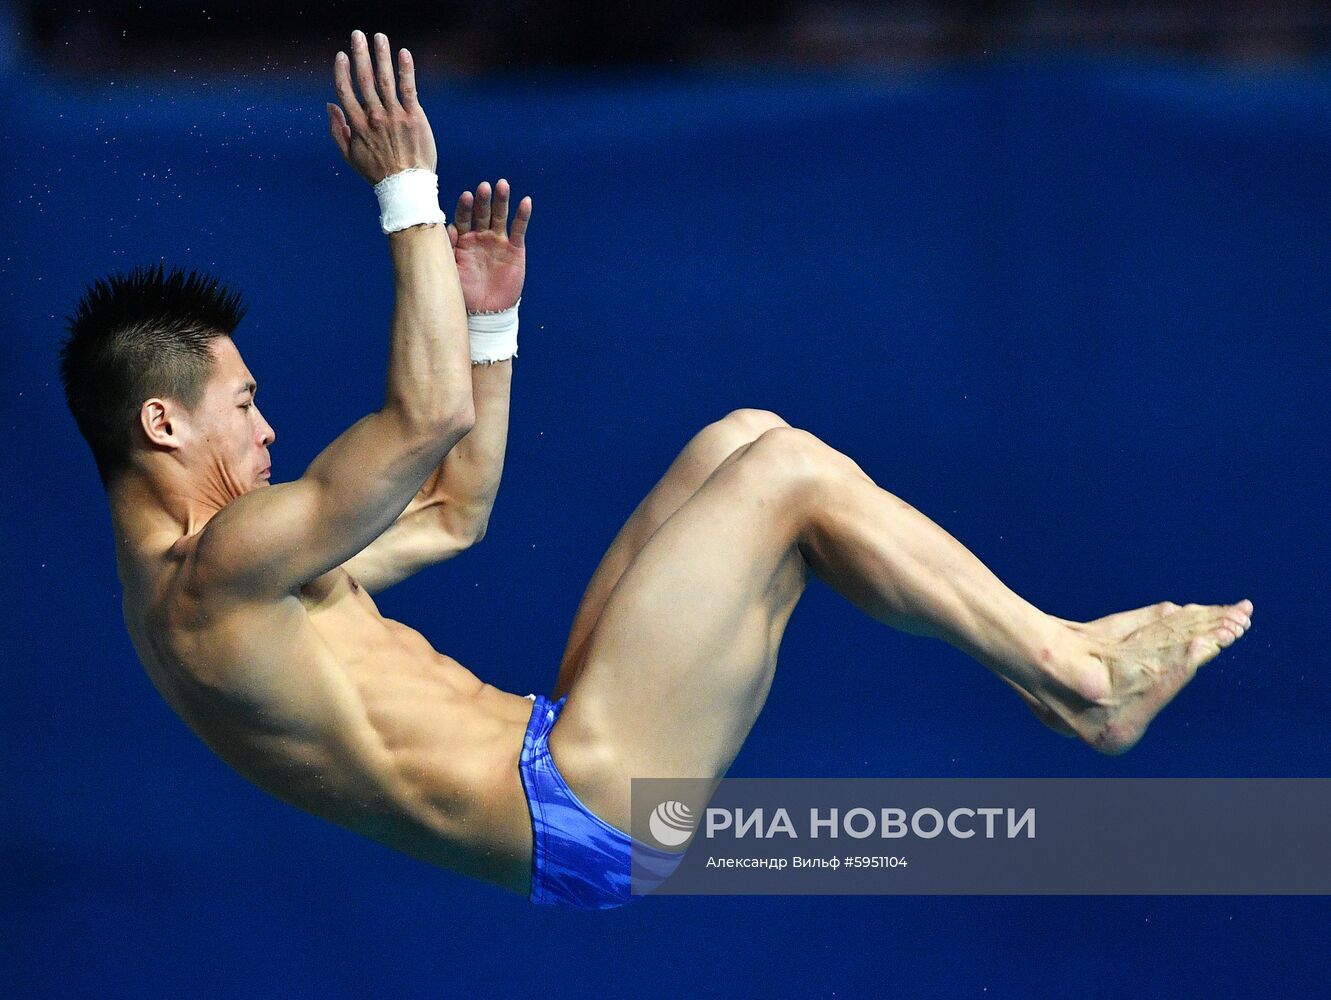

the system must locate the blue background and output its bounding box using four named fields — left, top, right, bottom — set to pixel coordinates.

left=3, top=54, right=1328, bottom=997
